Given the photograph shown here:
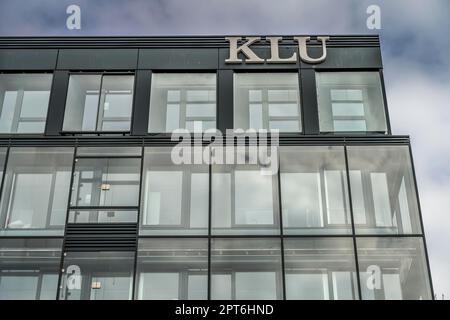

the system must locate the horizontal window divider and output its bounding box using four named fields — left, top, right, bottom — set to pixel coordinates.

left=61, top=132, right=131, bottom=135
left=134, top=234, right=426, bottom=239
left=67, top=223, right=137, bottom=226
left=67, top=71, right=134, bottom=75
left=137, top=234, right=285, bottom=239
left=319, top=131, right=388, bottom=135
left=0, top=235, right=65, bottom=239
left=69, top=206, right=139, bottom=210
left=63, top=247, right=137, bottom=252
left=282, top=234, right=356, bottom=238
left=74, top=155, right=142, bottom=159
left=184, top=117, right=217, bottom=121
left=15, top=118, right=46, bottom=122
left=353, top=234, right=425, bottom=238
